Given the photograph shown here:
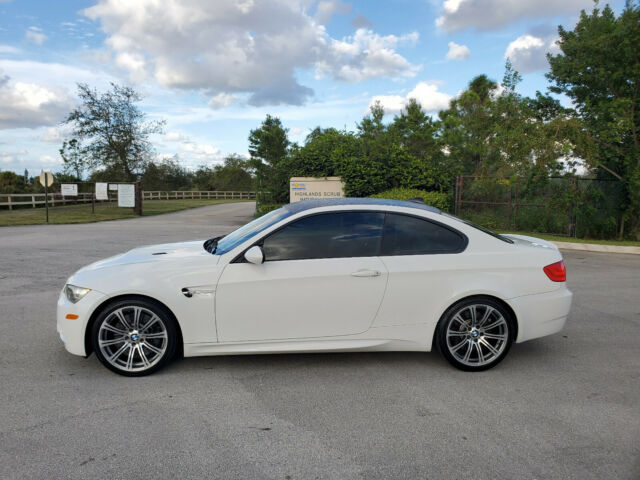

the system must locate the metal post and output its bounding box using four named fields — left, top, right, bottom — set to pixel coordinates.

left=45, top=181, right=49, bottom=223
left=134, top=181, right=143, bottom=216
left=91, top=187, right=95, bottom=214
left=453, top=176, right=458, bottom=215
left=506, top=185, right=512, bottom=231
